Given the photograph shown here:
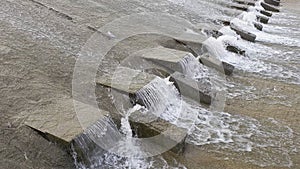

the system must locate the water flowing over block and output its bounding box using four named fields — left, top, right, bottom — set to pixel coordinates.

left=137, top=47, right=212, bottom=104
left=254, top=22, right=263, bottom=31
left=96, top=67, right=157, bottom=96
left=96, top=68, right=188, bottom=154
left=168, top=39, right=235, bottom=76
left=225, top=43, right=246, bottom=55
left=25, top=99, right=109, bottom=146
left=261, top=2, right=280, bottom=12
left=202, top=29, right=224, bottom=38
left=257, top=15, right=269, bottom=24
left=25, top=97, right=187, bottom=156
left=170, top=72, right=212, bottom=105
left=199, top=53, right=234, bottom=76
left=256, top=15, right=269, bottom=24
left=230, top=23, right=257, bottom=42
left=139, top=47, right=193, bottom=73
